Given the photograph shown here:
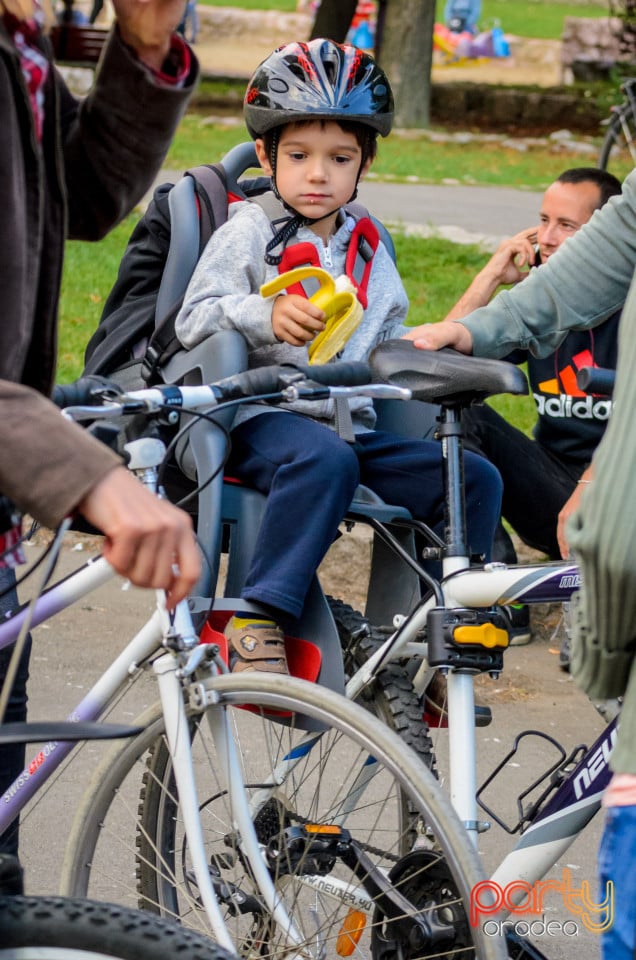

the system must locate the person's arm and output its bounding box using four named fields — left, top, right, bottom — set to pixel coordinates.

left=444, top=227, right=538, bottom=322
left=557, top=464, right=593, bottom=559
left=111, top=0, right=190, bottom=72
left=407, top=170, right=636, bottom=360
left=0, top=381, right=199, bottom=608
left=57, top=0, right=199, bottom=244
left=566, top=275, right=636, bottom=715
